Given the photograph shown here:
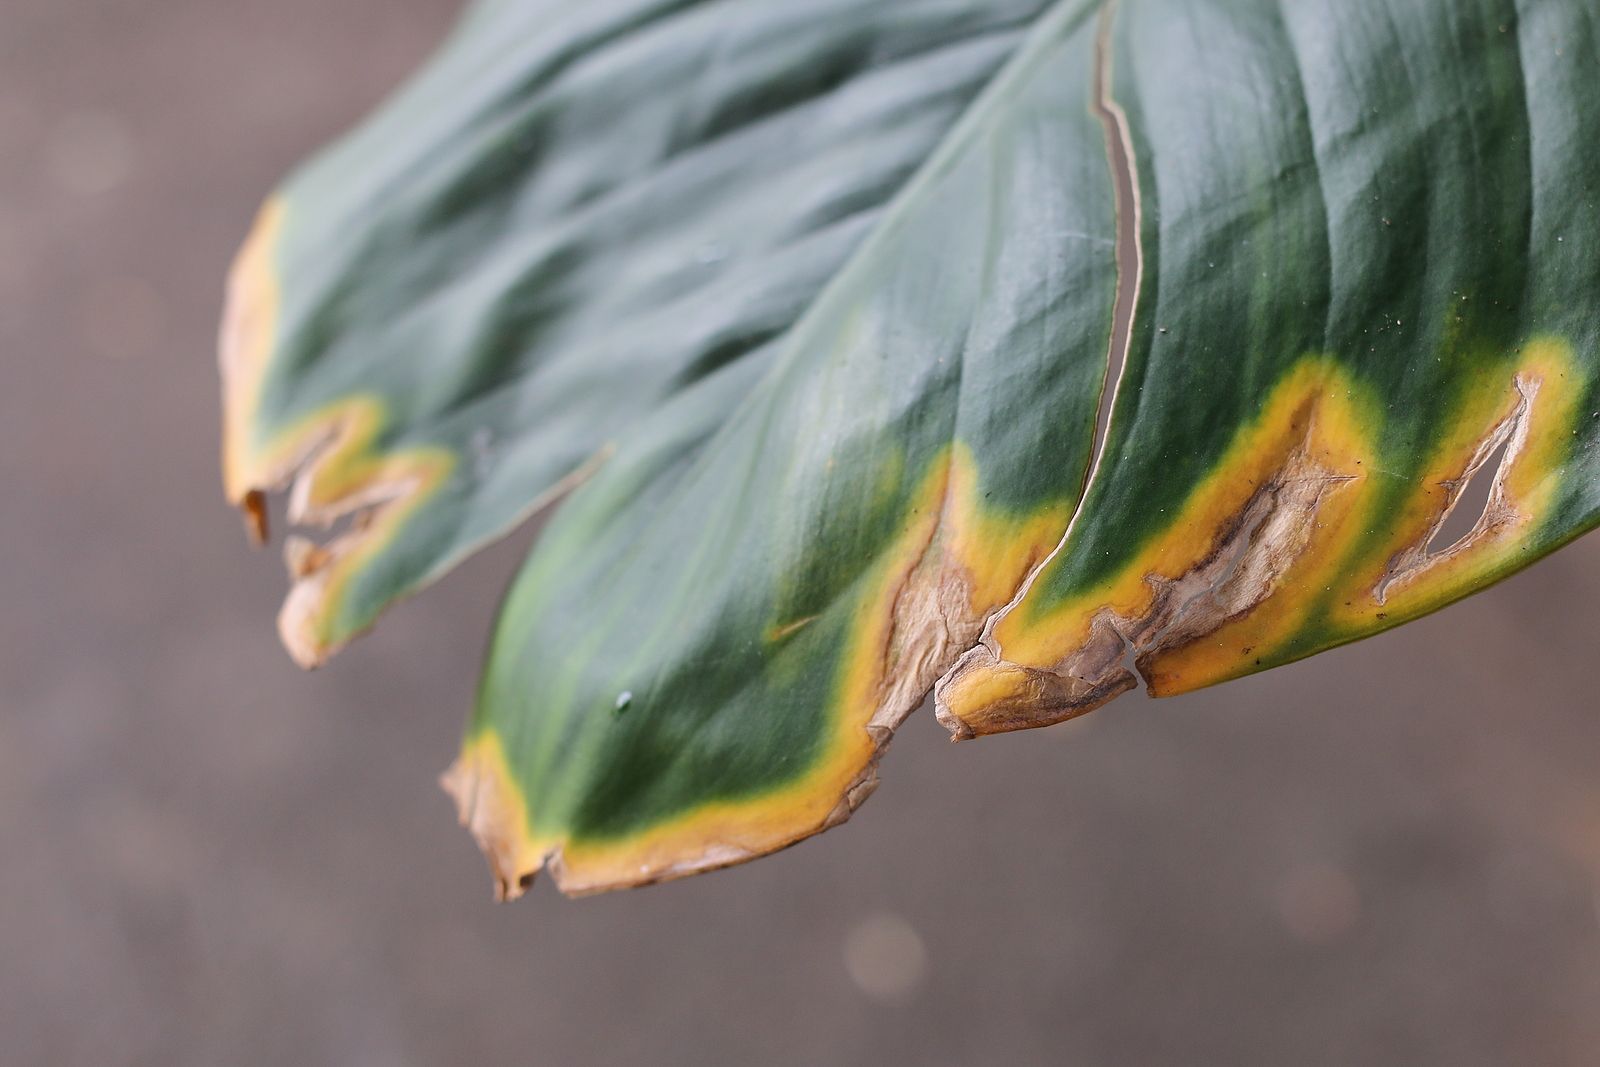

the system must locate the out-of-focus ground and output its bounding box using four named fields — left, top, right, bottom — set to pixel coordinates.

left=3, top=2, right=1599, bottom=1064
